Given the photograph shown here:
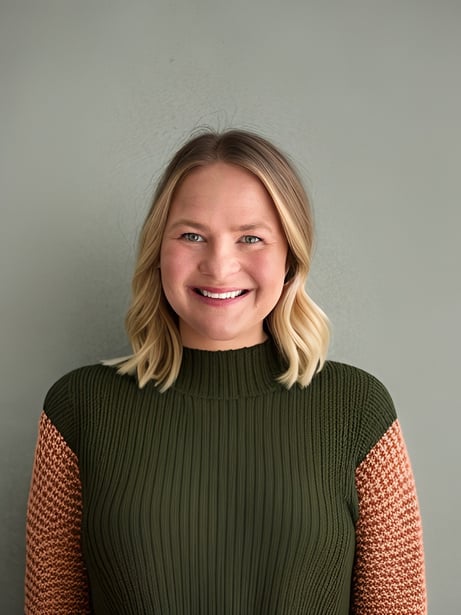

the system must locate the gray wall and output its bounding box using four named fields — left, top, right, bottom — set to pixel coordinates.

left=1, top=1, right=459, bottom=612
